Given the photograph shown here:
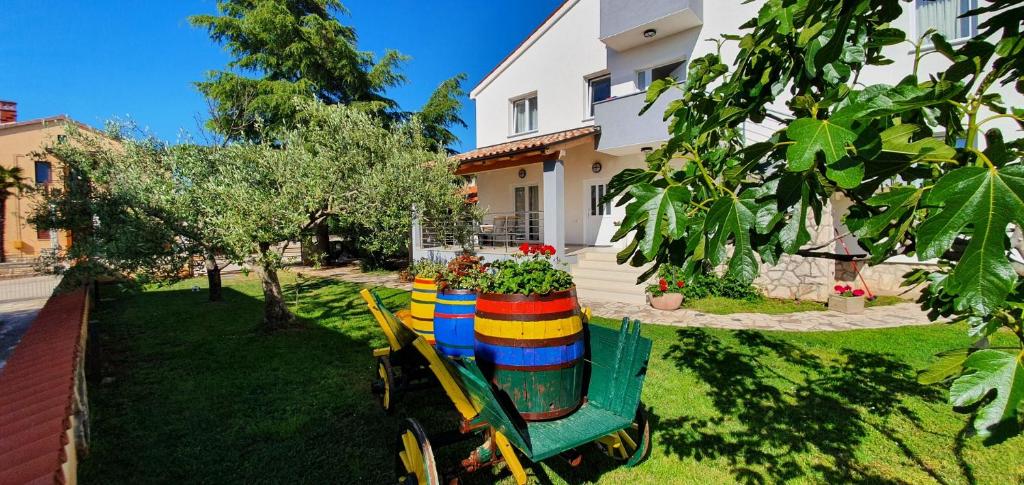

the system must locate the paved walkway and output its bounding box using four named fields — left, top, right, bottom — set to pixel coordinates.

left=300, top=266, right=939, bottom=332
left=0, top=275, right=62, bottom=371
